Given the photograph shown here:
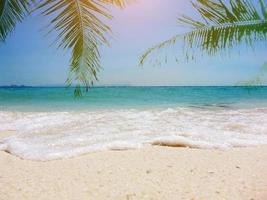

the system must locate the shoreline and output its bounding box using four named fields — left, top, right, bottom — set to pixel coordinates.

left=1, top=146, right=267, bottom=200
